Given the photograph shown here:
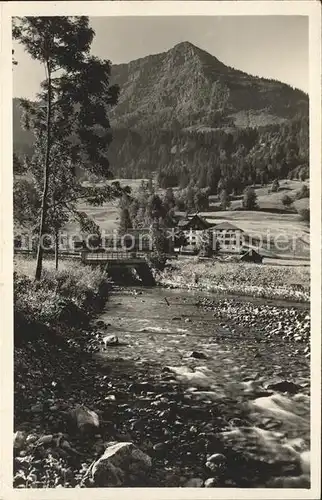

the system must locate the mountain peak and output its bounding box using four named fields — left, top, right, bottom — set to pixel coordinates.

left=169, top=41, right=203, bottom=58
left=107, top=41, right=308, bottom=131
left=172, top=41, right=197, bottom=51
left=165, top=41, right=205, bottom=67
